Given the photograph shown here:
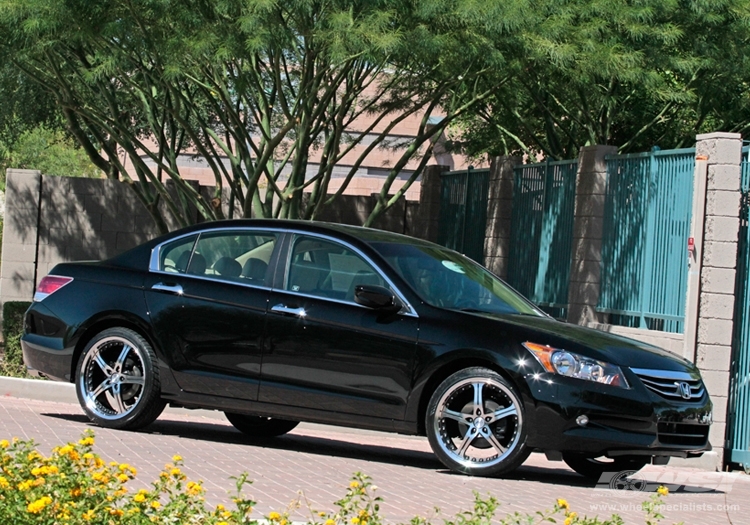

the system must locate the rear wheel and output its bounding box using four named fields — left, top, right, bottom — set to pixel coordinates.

left=75, top=327, right=165, bottom=430
left=225, top=413, right=299, bottom=438
left=562, top=453, right=650, bottom=481
left=426, top=367, right=529, bottom=477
